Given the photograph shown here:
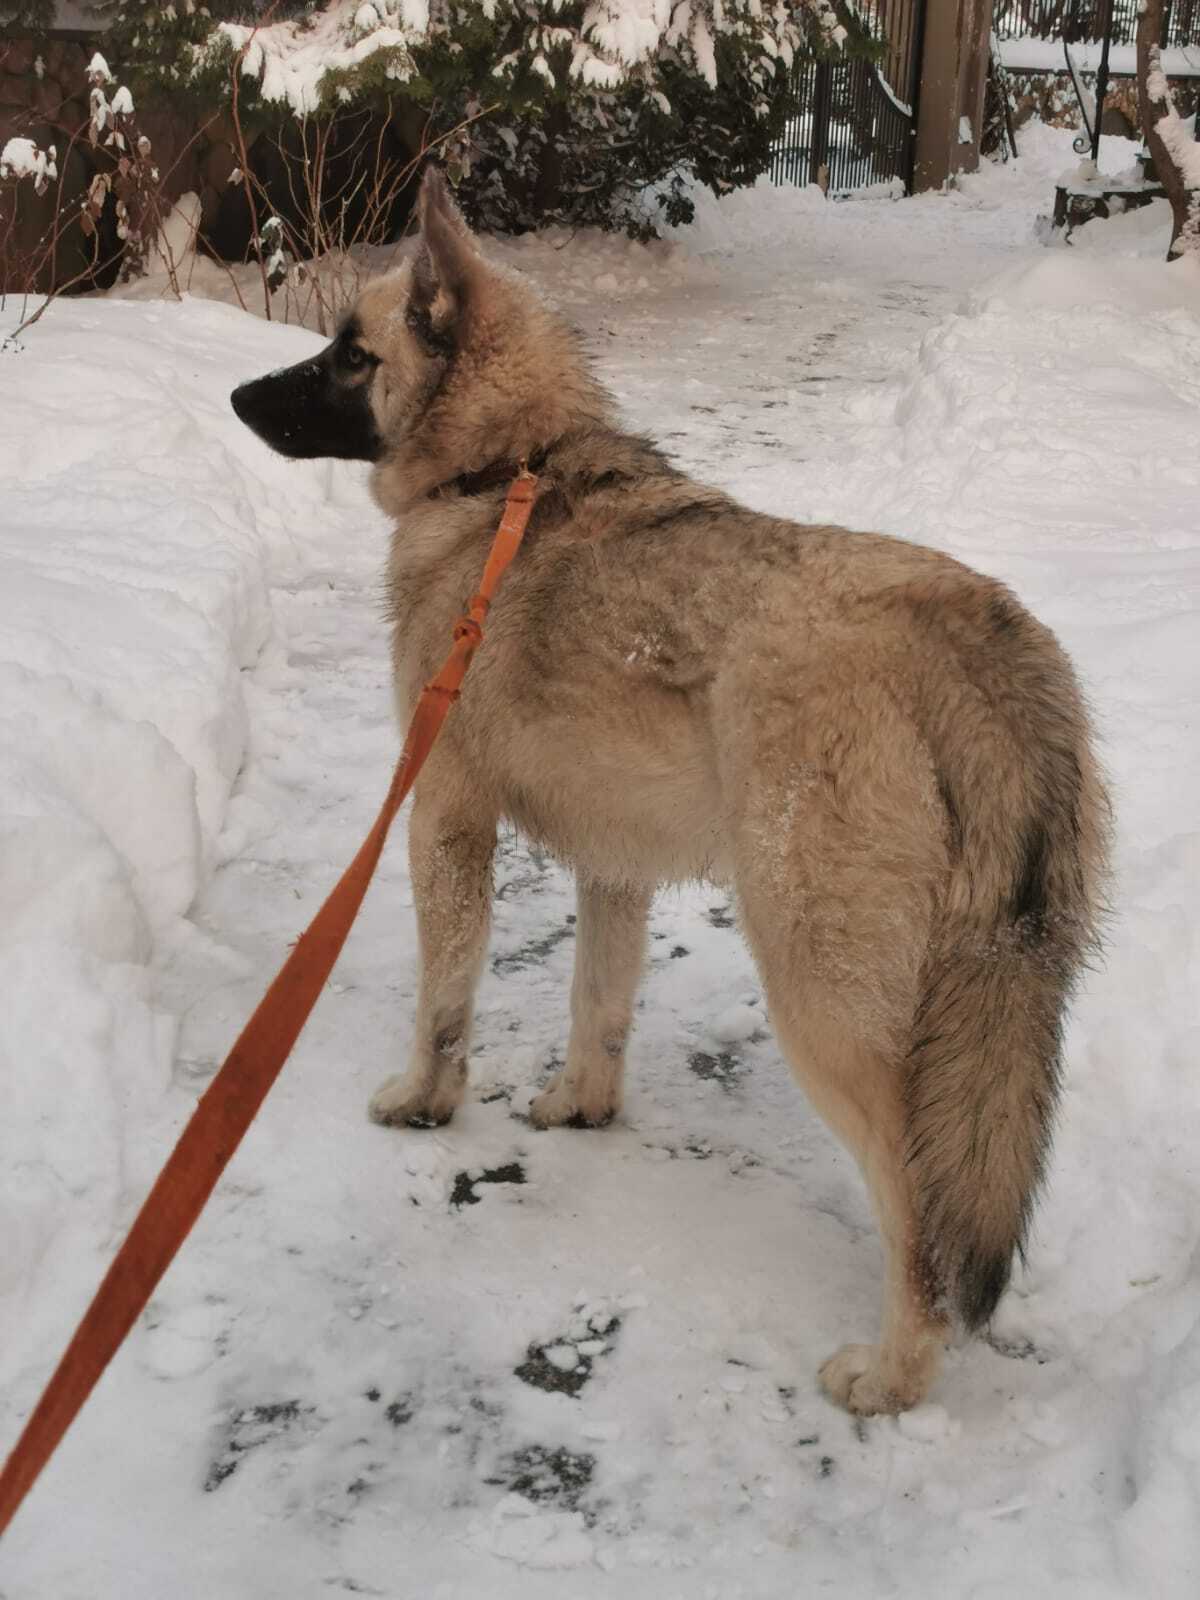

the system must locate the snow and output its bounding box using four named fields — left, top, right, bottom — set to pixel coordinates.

left=0, top=302, right=341, bottom=1425
left=875, top=63, right=912, bottom=118
left=710, top=1002, right=762, bottom=1044
left=217, top=6, right=421, bottom=115
left=1, top=137, right=40, bottom=180
left=1146, top=61, right=1200, bottom=191
left=212, top=0, right=814, bottom=111
left=0, top=137, right=56, bottom=190
left=152, top=191, right=202, bottom=278
left=996, top=38, right=1200, bottom=77
left=580, top=0, right=670, bottom=64
left=2, top=124, right=1200, bottom=1597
